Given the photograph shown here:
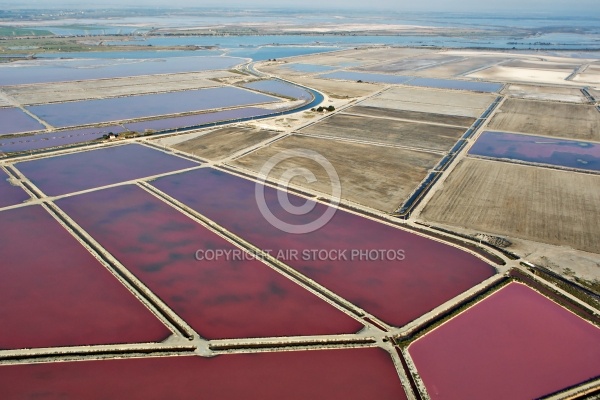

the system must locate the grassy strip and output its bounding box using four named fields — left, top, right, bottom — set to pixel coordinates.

left=0, top=27, right=53, bottom=37
left=510, top=269, right=600, bottom=324
left=524, top=264, right=600, bottom=309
